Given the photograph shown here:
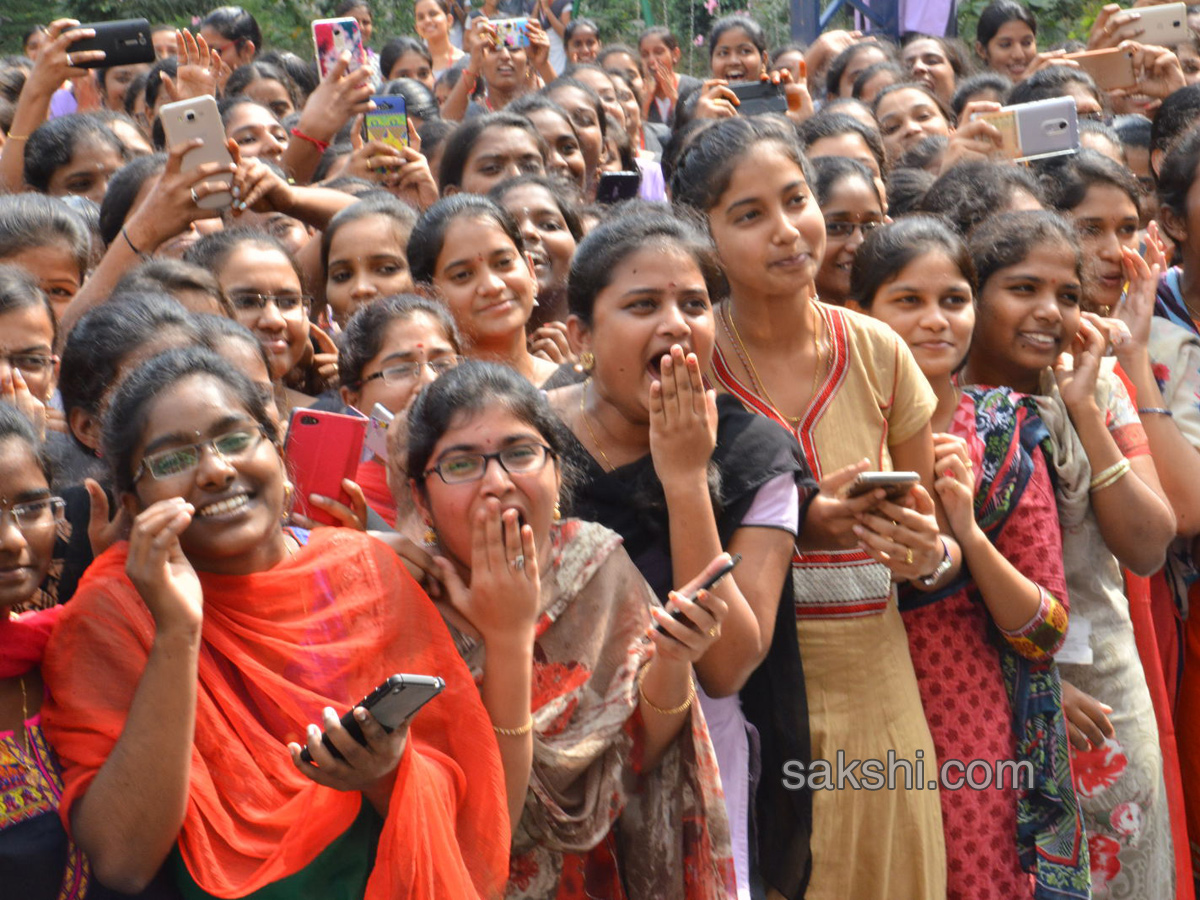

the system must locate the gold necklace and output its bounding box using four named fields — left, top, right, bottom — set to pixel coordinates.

left=723, top=304, right=824, bottom=426
left=579, top=379, right=614, bottom=471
